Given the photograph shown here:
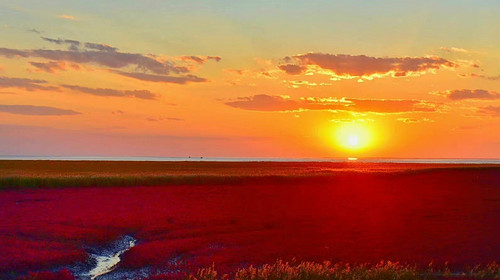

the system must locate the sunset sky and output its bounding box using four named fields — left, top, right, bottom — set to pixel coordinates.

left=1, top=0, right=499, bottom=158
